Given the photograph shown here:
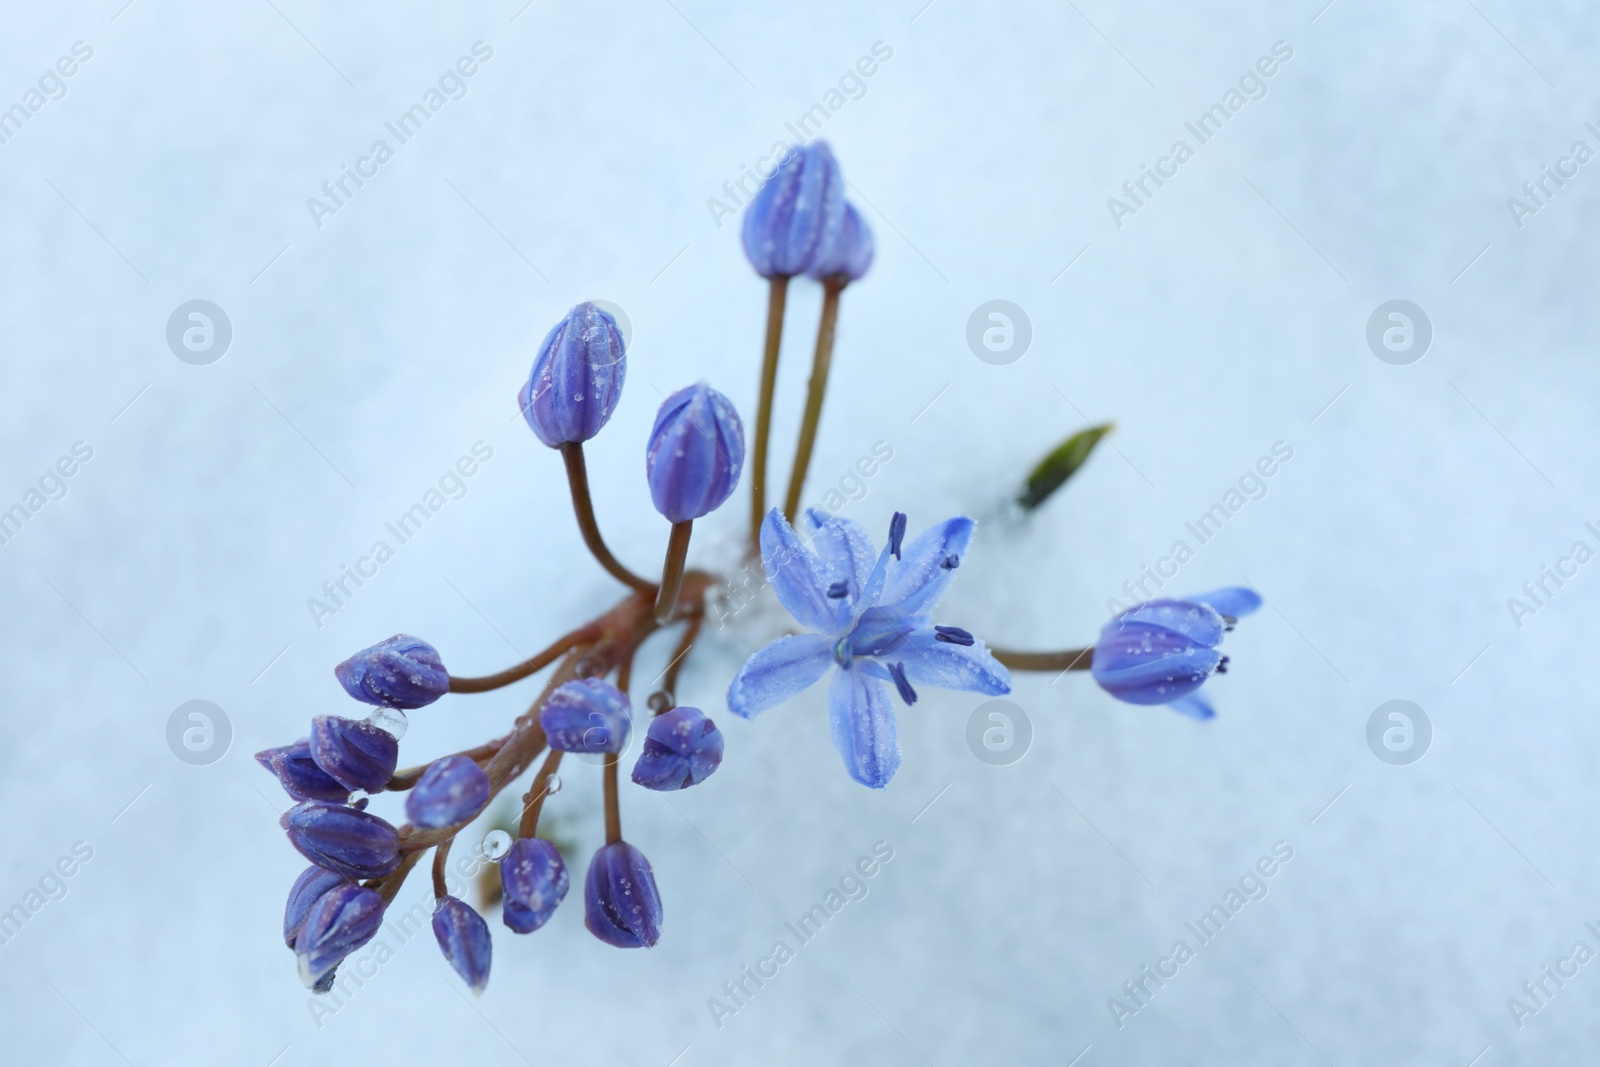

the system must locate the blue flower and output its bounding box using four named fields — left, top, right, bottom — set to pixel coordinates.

left=309, top=714, right=399, bottom=794
left=518, top=301, right=627, bottom=447
left=283, top=865, right=349, bottom=948
left=432, top=895, right=493, bottom=994
left=631, top=706, right=723, bottom=791
left=1090, top=587, right=1262, bottom=719
left=281, top=801, right=402, bottom=881
left=256, top=739, right=349, bottom=804
left=335, top=634, right=449, bottom=710
left=727, top=508, right=1011, bottom=788
left=539, top=678, right=632, bottom=754
left=808, top=202, right=874, bottom=283
left=741, top=141, right=845, bottom=278
left=500, top=837, right=570, bottom=934
left=645, top=382, right=746, bottom=523
left=584, top=842, right=662, bottom=948
left=405, top=755, right=491, bottom=829
left=294, top=881, right=385, bottom=989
